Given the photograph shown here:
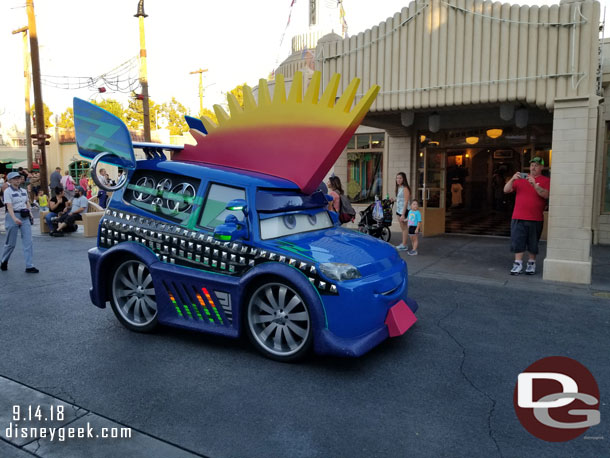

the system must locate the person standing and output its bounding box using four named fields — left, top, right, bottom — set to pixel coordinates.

left=97, top=168, right=109, bottom=208
left=503, top=157, right=550, bottom=275
left=61, top=171, right=75, bottom=200
left=1, top=172, right=38, bottom=273
left=29, top=171, right=41, bottom=205
left=406, top=200, right=422, bottom=255
left=49, top=167, right=62, bottom=197
left=394, top=172, right=411, bottom=251
left=326, top=176, right=342, bottom=213
left=37, top=190, right=49, bottom=212
left=79, top=172, right=89, bottom=195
